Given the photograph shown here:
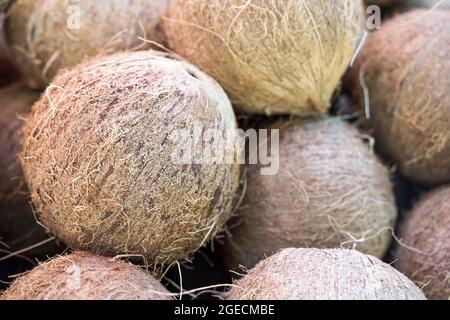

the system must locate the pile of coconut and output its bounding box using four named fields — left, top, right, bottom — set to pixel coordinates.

left=0, top=0, right=448, bottom=301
